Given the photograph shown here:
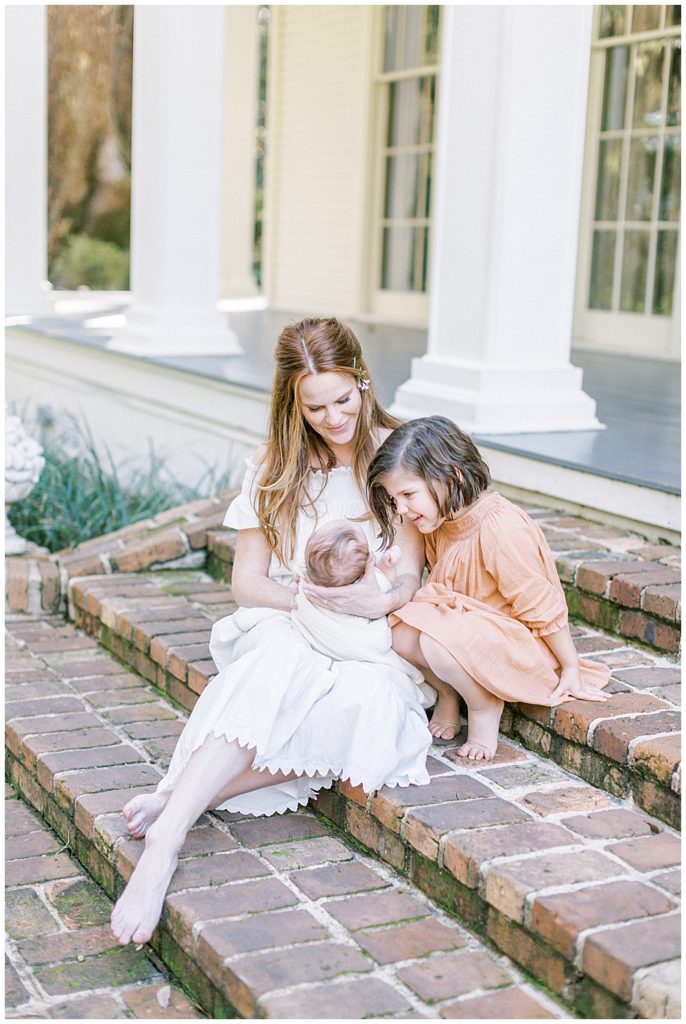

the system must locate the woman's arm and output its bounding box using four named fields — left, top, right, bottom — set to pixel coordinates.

left=230, top=528, right=297, bottom=612
left=302, top=516, right=425, bottom=618
left=544, top=626, right=609, bottom=702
